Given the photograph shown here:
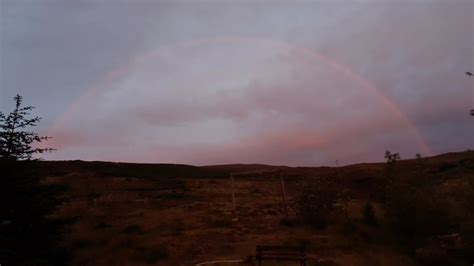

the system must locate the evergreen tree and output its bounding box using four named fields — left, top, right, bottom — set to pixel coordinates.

left=0, top=95, right=66, bottom=265
left=0, top=94, right=53, bottom=160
